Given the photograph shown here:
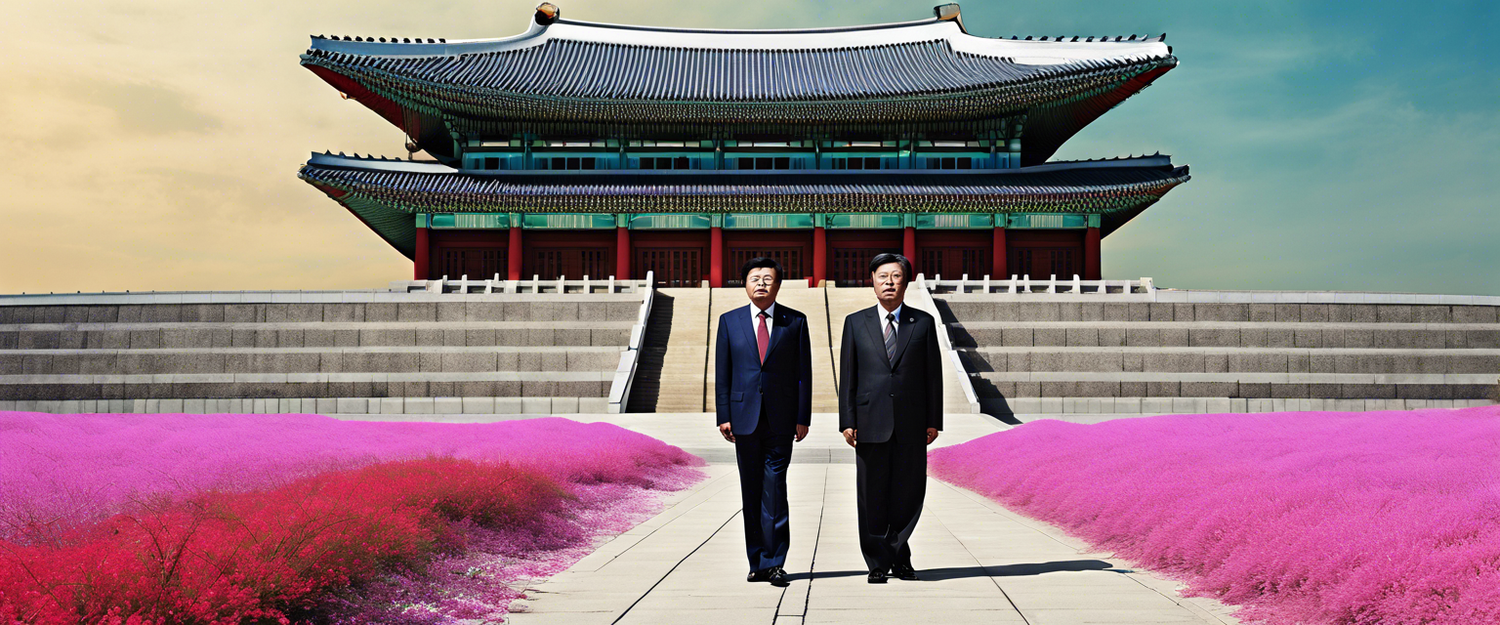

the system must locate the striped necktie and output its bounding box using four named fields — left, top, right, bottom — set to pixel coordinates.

left=884, top=312, right=897, bottom=361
